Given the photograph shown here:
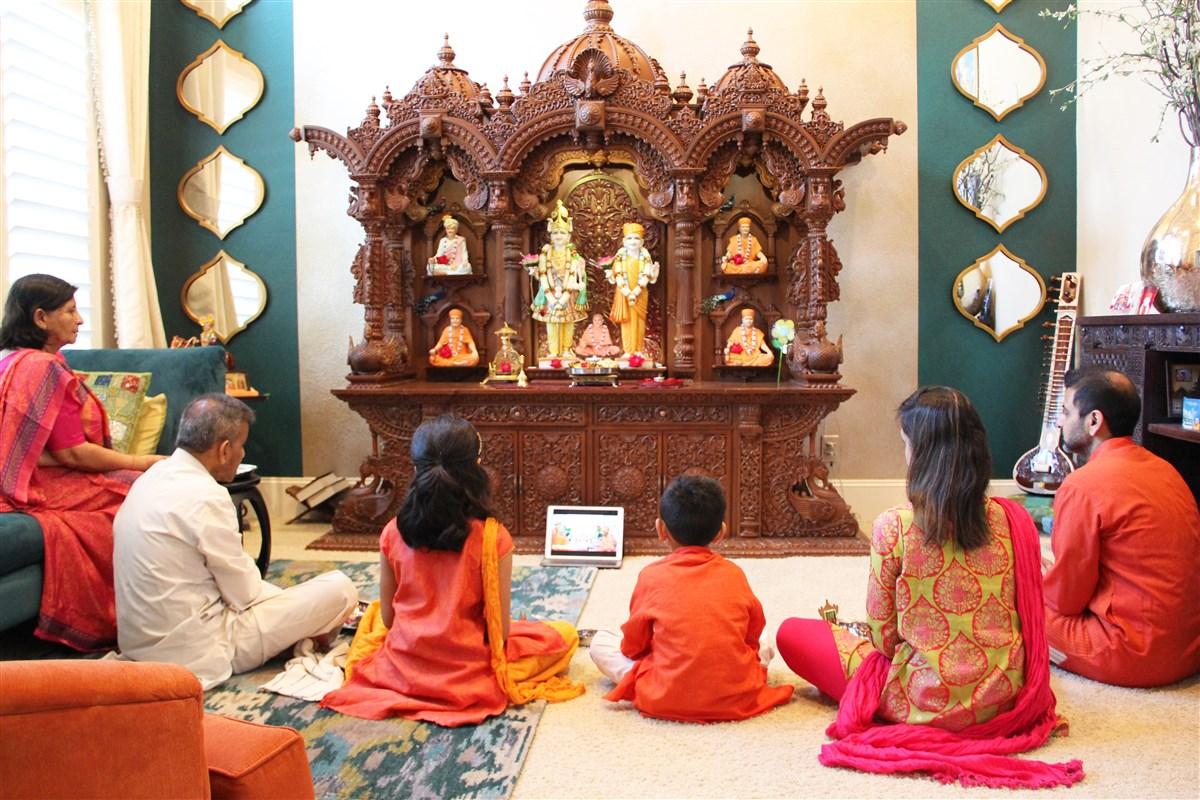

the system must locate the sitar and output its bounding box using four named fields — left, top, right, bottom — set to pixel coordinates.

left=1013, top=272, right=1080, bottom=495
